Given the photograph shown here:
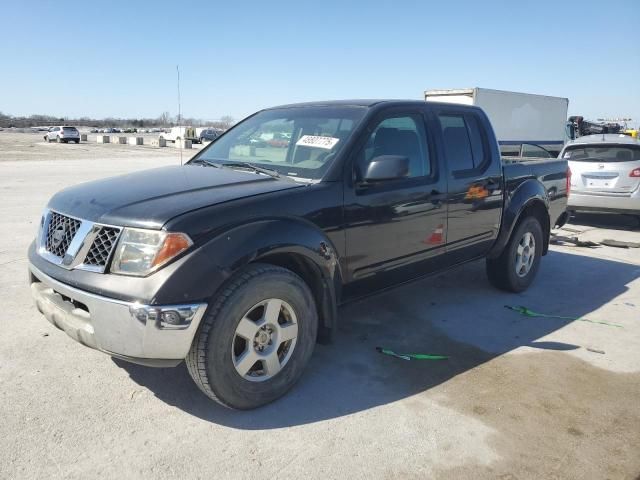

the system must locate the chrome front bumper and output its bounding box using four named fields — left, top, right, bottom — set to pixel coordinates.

left=29, top=264, right=207, bottom=367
